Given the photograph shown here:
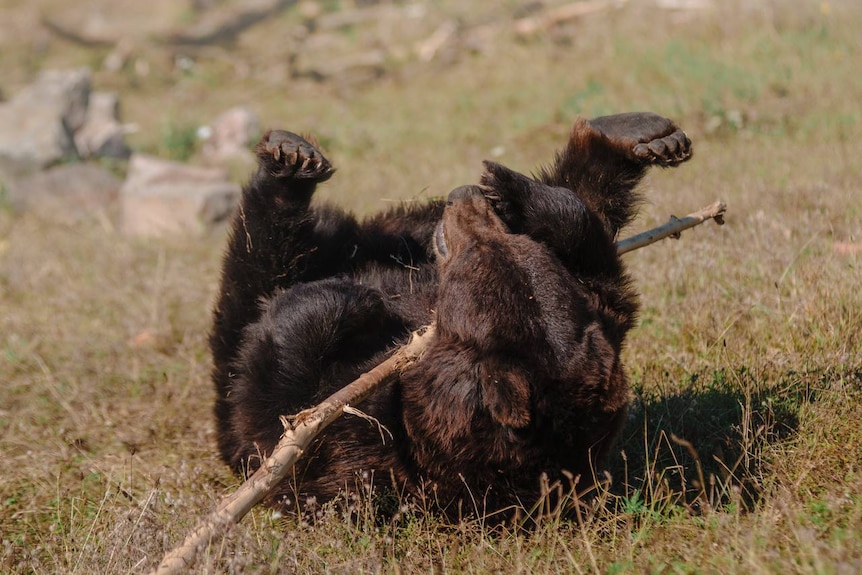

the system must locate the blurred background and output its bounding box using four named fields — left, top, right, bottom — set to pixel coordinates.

left=1, top=1, right=860, bottom=573
left=3, top=0, right=857, bottom=214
